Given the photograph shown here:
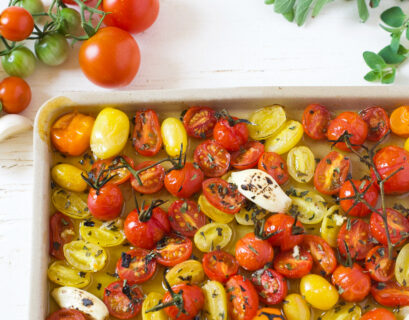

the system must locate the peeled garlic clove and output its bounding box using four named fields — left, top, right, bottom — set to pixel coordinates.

left=0, top=114, right=32, bottom=142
